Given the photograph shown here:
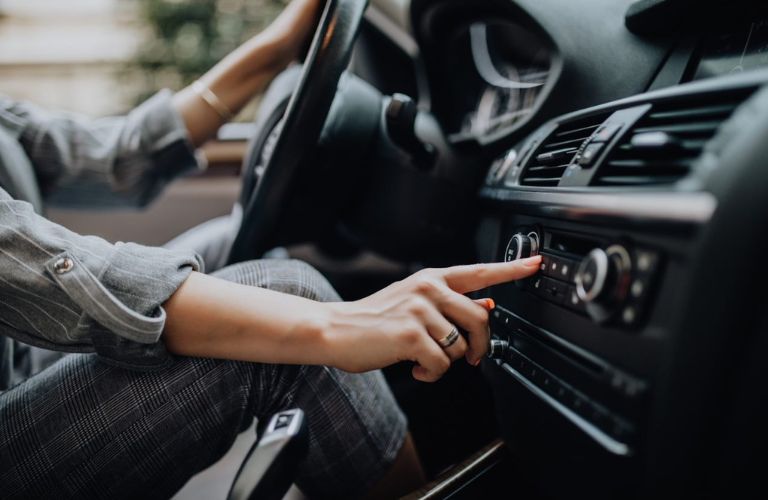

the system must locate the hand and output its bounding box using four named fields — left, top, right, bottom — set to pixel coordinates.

left=322, top=256, right=542, bottom=382
left=260, top=0, right=323, bottom=67
left=174, top=0, right=322, bottom=146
